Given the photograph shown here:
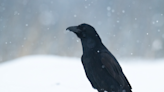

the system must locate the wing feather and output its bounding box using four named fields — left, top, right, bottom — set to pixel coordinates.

left=101, top=52, right=131, bottom=89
